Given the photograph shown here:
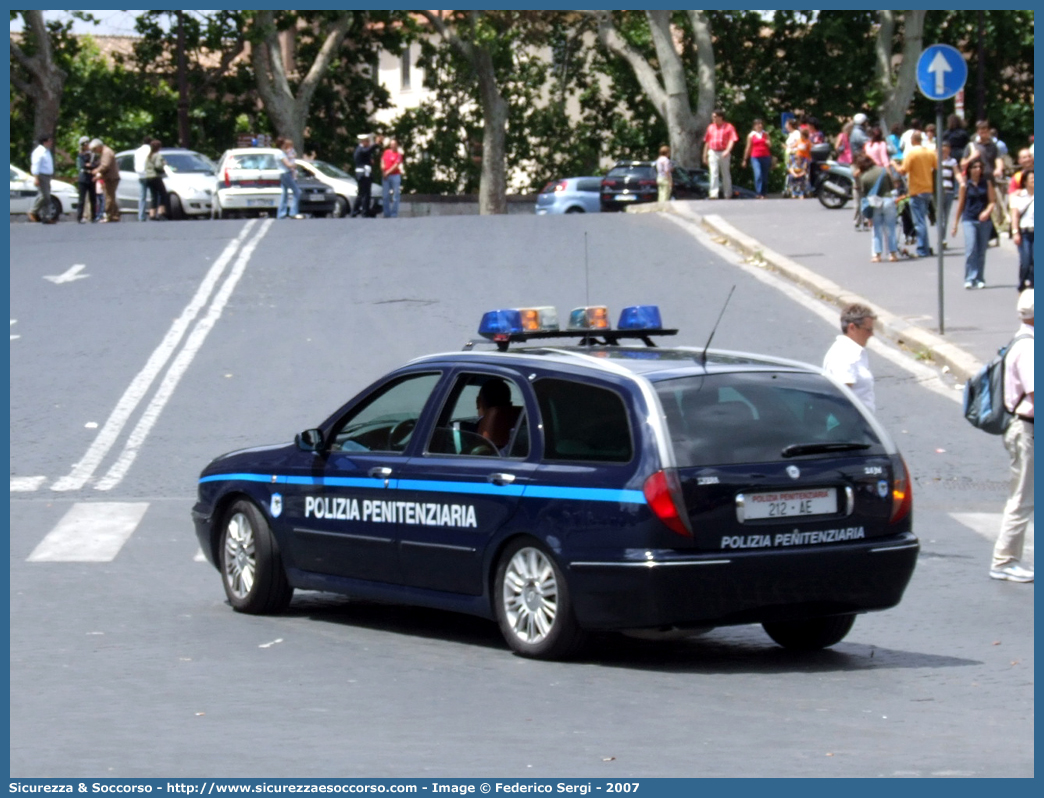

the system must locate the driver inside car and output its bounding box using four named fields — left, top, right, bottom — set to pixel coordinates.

left=475, top=378, right=520, bottom=452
